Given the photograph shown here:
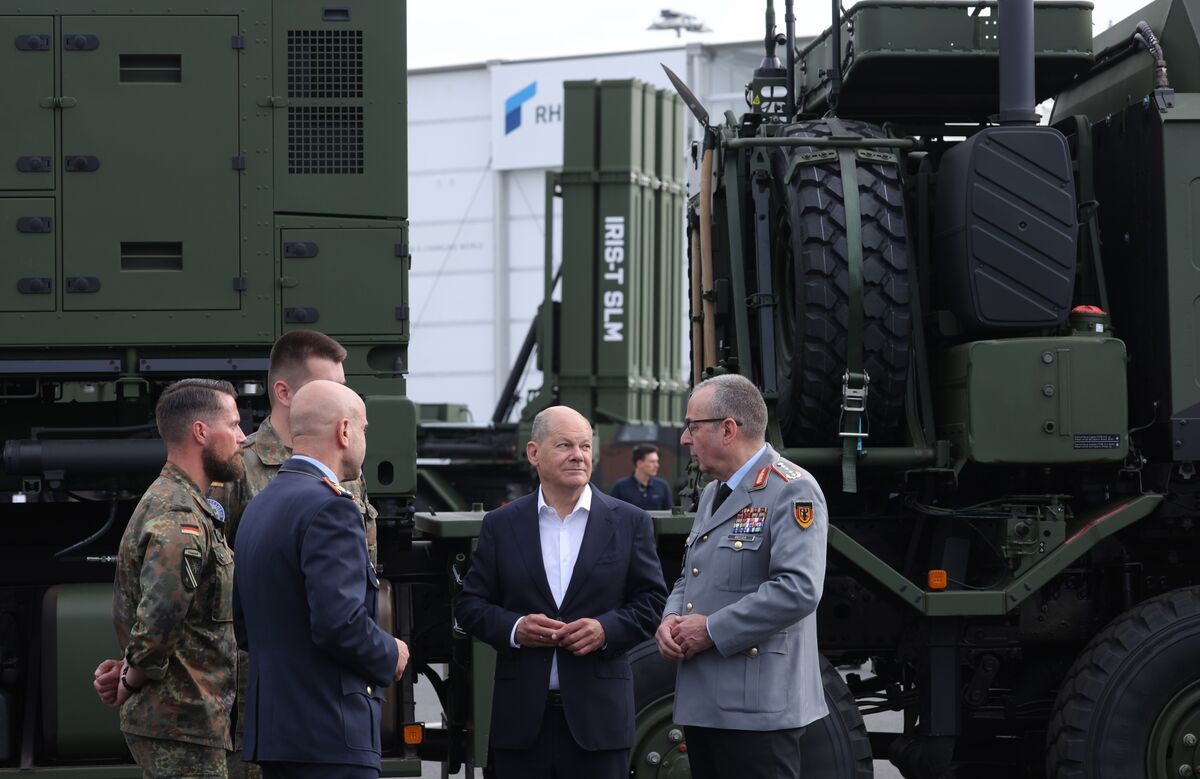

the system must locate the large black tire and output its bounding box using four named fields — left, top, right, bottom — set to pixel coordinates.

left=769, top=120, right=912, bottom=447
left=1046, top=586, right=1200, bottom=778
left=629, top=639, right=873, bottom=777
